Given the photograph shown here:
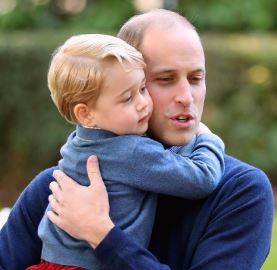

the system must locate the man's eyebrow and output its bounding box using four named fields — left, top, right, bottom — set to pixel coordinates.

left=193, top=68, right=206, bottom=73
left=151, top=67, right=206, bottom=74
left=151, top=69, right=174, bottom=74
